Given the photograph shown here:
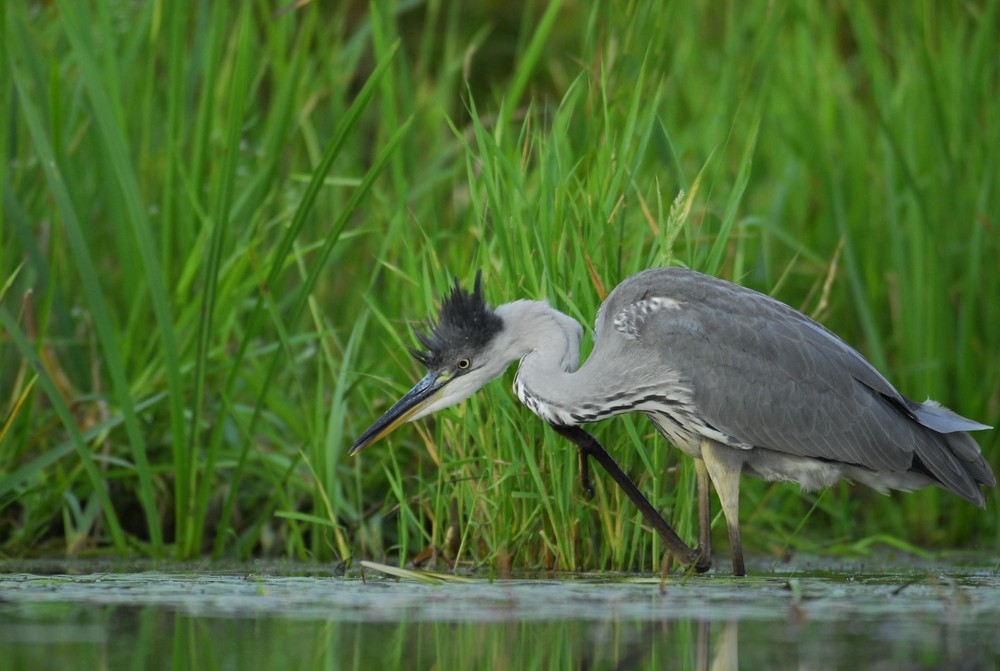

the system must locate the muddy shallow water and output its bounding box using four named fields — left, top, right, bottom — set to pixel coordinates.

left=1, top=557, right=997, bottom=670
